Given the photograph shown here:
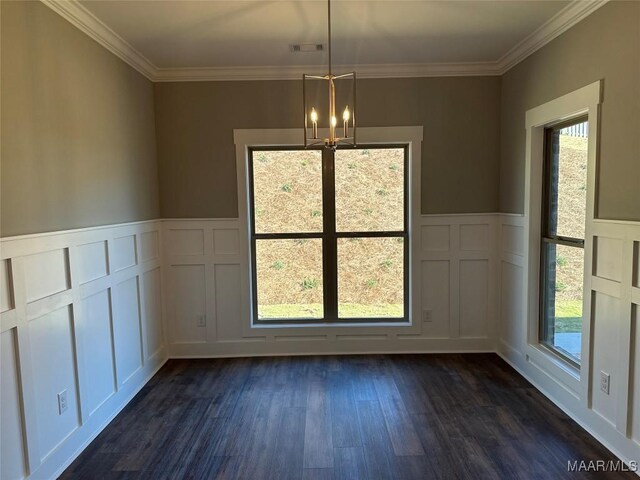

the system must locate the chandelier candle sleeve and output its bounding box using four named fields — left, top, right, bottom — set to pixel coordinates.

left=343, top=106, right=350, bottom=138
left=310, top=108, right=318, bottom=139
